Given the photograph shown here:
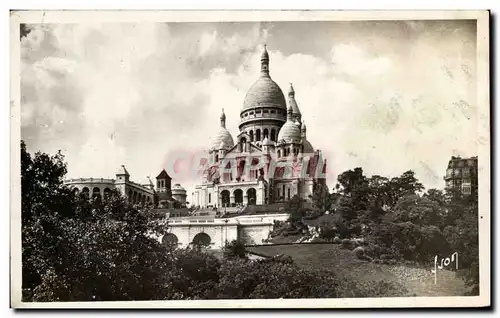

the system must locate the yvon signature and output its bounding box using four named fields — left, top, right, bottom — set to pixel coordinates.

left=431, top=252, right=458, bottom=284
